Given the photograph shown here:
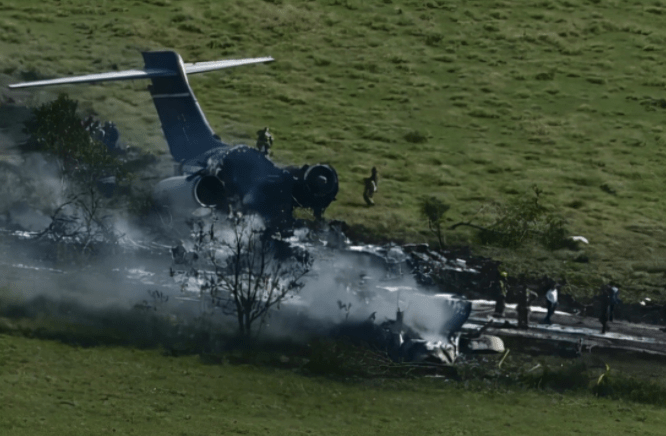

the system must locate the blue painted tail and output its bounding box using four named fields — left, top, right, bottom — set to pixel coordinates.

left=142, top=51, right=221, bottom=162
